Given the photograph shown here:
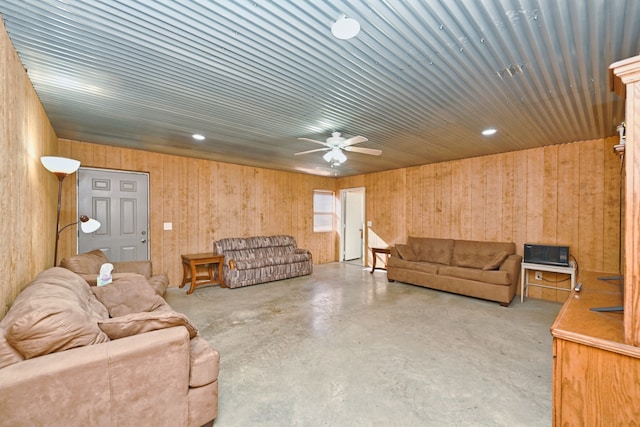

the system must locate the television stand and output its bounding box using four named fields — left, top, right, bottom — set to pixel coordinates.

left=520, top=261, right=576, bottom=302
